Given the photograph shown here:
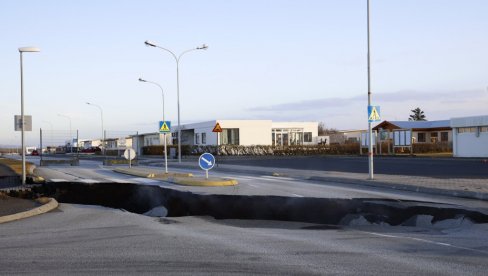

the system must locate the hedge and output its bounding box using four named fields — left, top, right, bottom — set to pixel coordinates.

left=141, top=141, right=452, bottom=156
